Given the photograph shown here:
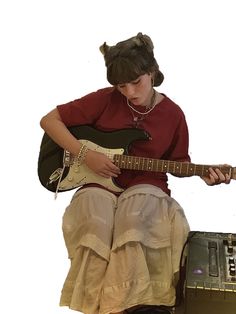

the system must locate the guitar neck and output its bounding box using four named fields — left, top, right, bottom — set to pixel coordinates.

left=113, top=154, right=232, bottom=177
